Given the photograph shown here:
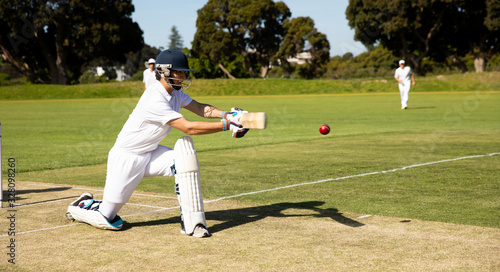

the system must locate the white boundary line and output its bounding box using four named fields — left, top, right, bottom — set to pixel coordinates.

left=205, top=152, right=500, bottom=202
left=1, top=152, right=498, bottom=237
